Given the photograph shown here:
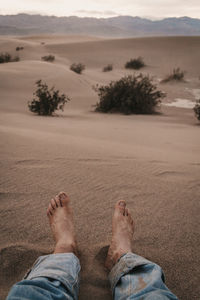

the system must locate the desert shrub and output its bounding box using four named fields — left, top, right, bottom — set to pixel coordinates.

left=28, top=80, right=70, bottom=116
left=0, top=53, right=11, bottom=63
left=194, top=99, right=200, bottom=121
left=41, top=55, right=55, bottom=62
left=162, top=68, right=185, bottom=83
left=125, top=57, right=145, bottom=70
left=16, top=46, right=24, bottom=51
left=0, top=52, right=19, bottom=64
left=94, top=74, right=165, bottom=115
left=103, top=64, right=113, bottom=72
left=70, top=63, right=85, bottom=74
